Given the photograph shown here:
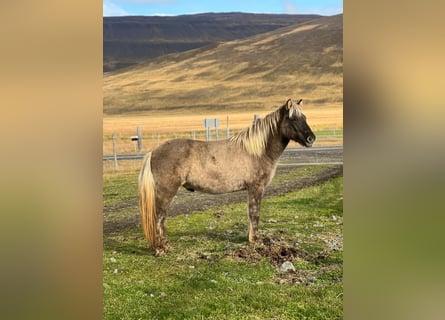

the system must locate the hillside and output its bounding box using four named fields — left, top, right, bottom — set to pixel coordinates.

left=104, top=13, right=321, bottom=72
left=103, top=14, right=342, bottom=116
